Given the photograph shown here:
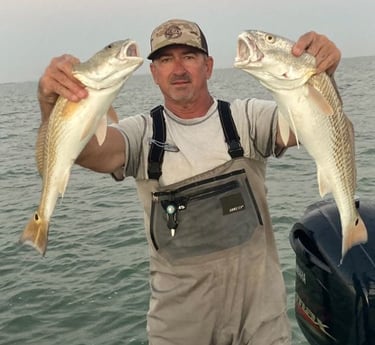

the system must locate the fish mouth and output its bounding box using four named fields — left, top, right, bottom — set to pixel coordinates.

left=72, top=39, right=143, bottom=90
left=118, top=40, right=143, bottom=62
left=234, top=32, right=264, bottom=67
